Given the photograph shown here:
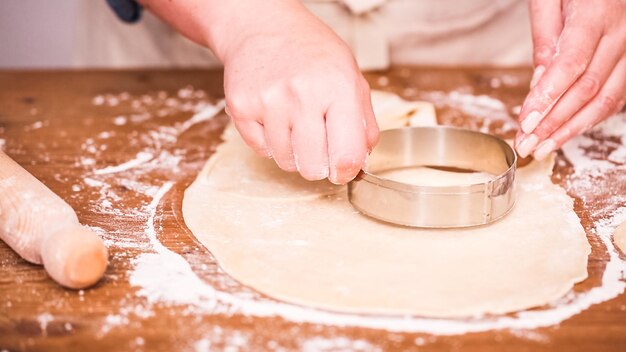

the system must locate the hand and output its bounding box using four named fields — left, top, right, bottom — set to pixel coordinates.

left=221, top=3, right=378, bottom=184
left=516, top=0, right=626, bottom=160
left=139, top=0, right=378, bottom=184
